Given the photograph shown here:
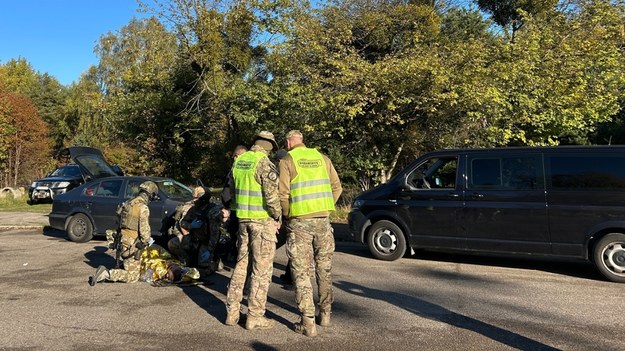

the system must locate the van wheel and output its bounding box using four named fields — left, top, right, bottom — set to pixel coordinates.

left=593, top=233, right=625, bottom=283
left=367, top=220, right=406, bottom=261
left=66, top=213, right=93, bottom=243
